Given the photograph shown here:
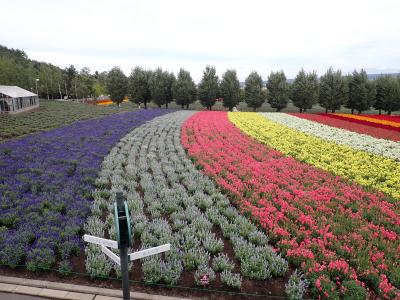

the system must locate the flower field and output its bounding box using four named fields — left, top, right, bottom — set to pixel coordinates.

left=182, top=111, right=399, bottom=299
left=1, top=107, right=399, bottom=299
